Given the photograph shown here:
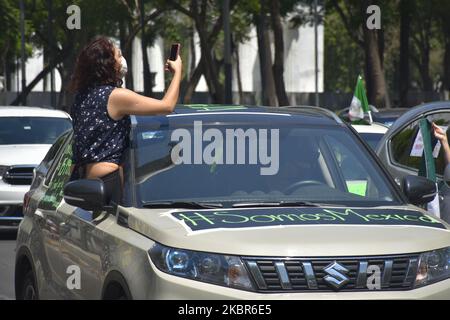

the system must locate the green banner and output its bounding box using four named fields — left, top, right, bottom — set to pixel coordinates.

left=418, top=119, right=436, bottom=182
